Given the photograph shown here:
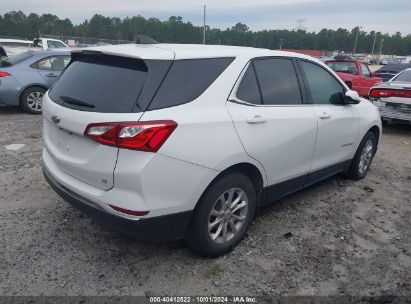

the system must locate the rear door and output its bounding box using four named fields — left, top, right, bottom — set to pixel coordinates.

left=36, top=55, right=71, bottom=86
left=43, top=51, right=173, bottom=190
left=298, top=59, right=360, bottom=183
left=227, top=57, right=317, bottom=196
